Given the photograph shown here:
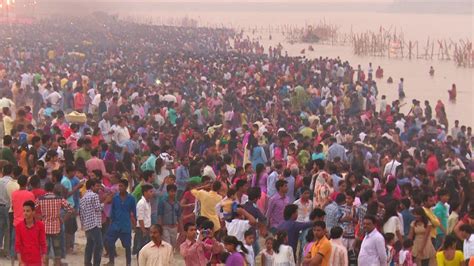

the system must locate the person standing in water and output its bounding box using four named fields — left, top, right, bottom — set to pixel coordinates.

left=398, top=78, right=406, bottom=99
left=429, top=66, right=435, bottom=76
left=448, top=84, right=457, bottom=101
